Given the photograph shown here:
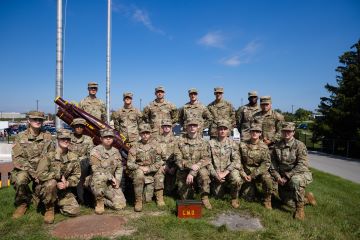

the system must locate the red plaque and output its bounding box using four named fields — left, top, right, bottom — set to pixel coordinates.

left=176, top=200, right=202, bottom=219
